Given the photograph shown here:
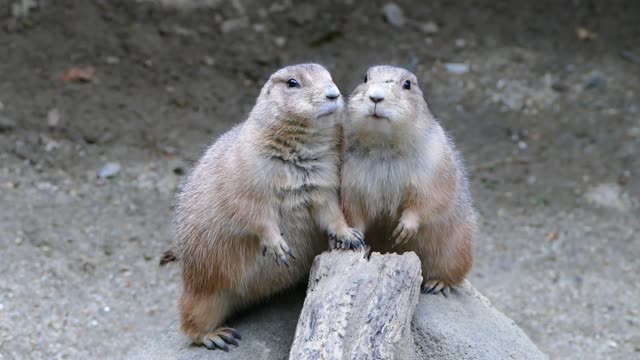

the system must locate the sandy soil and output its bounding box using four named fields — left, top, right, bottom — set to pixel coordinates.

left=0, top=0, right=638, bottom=359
